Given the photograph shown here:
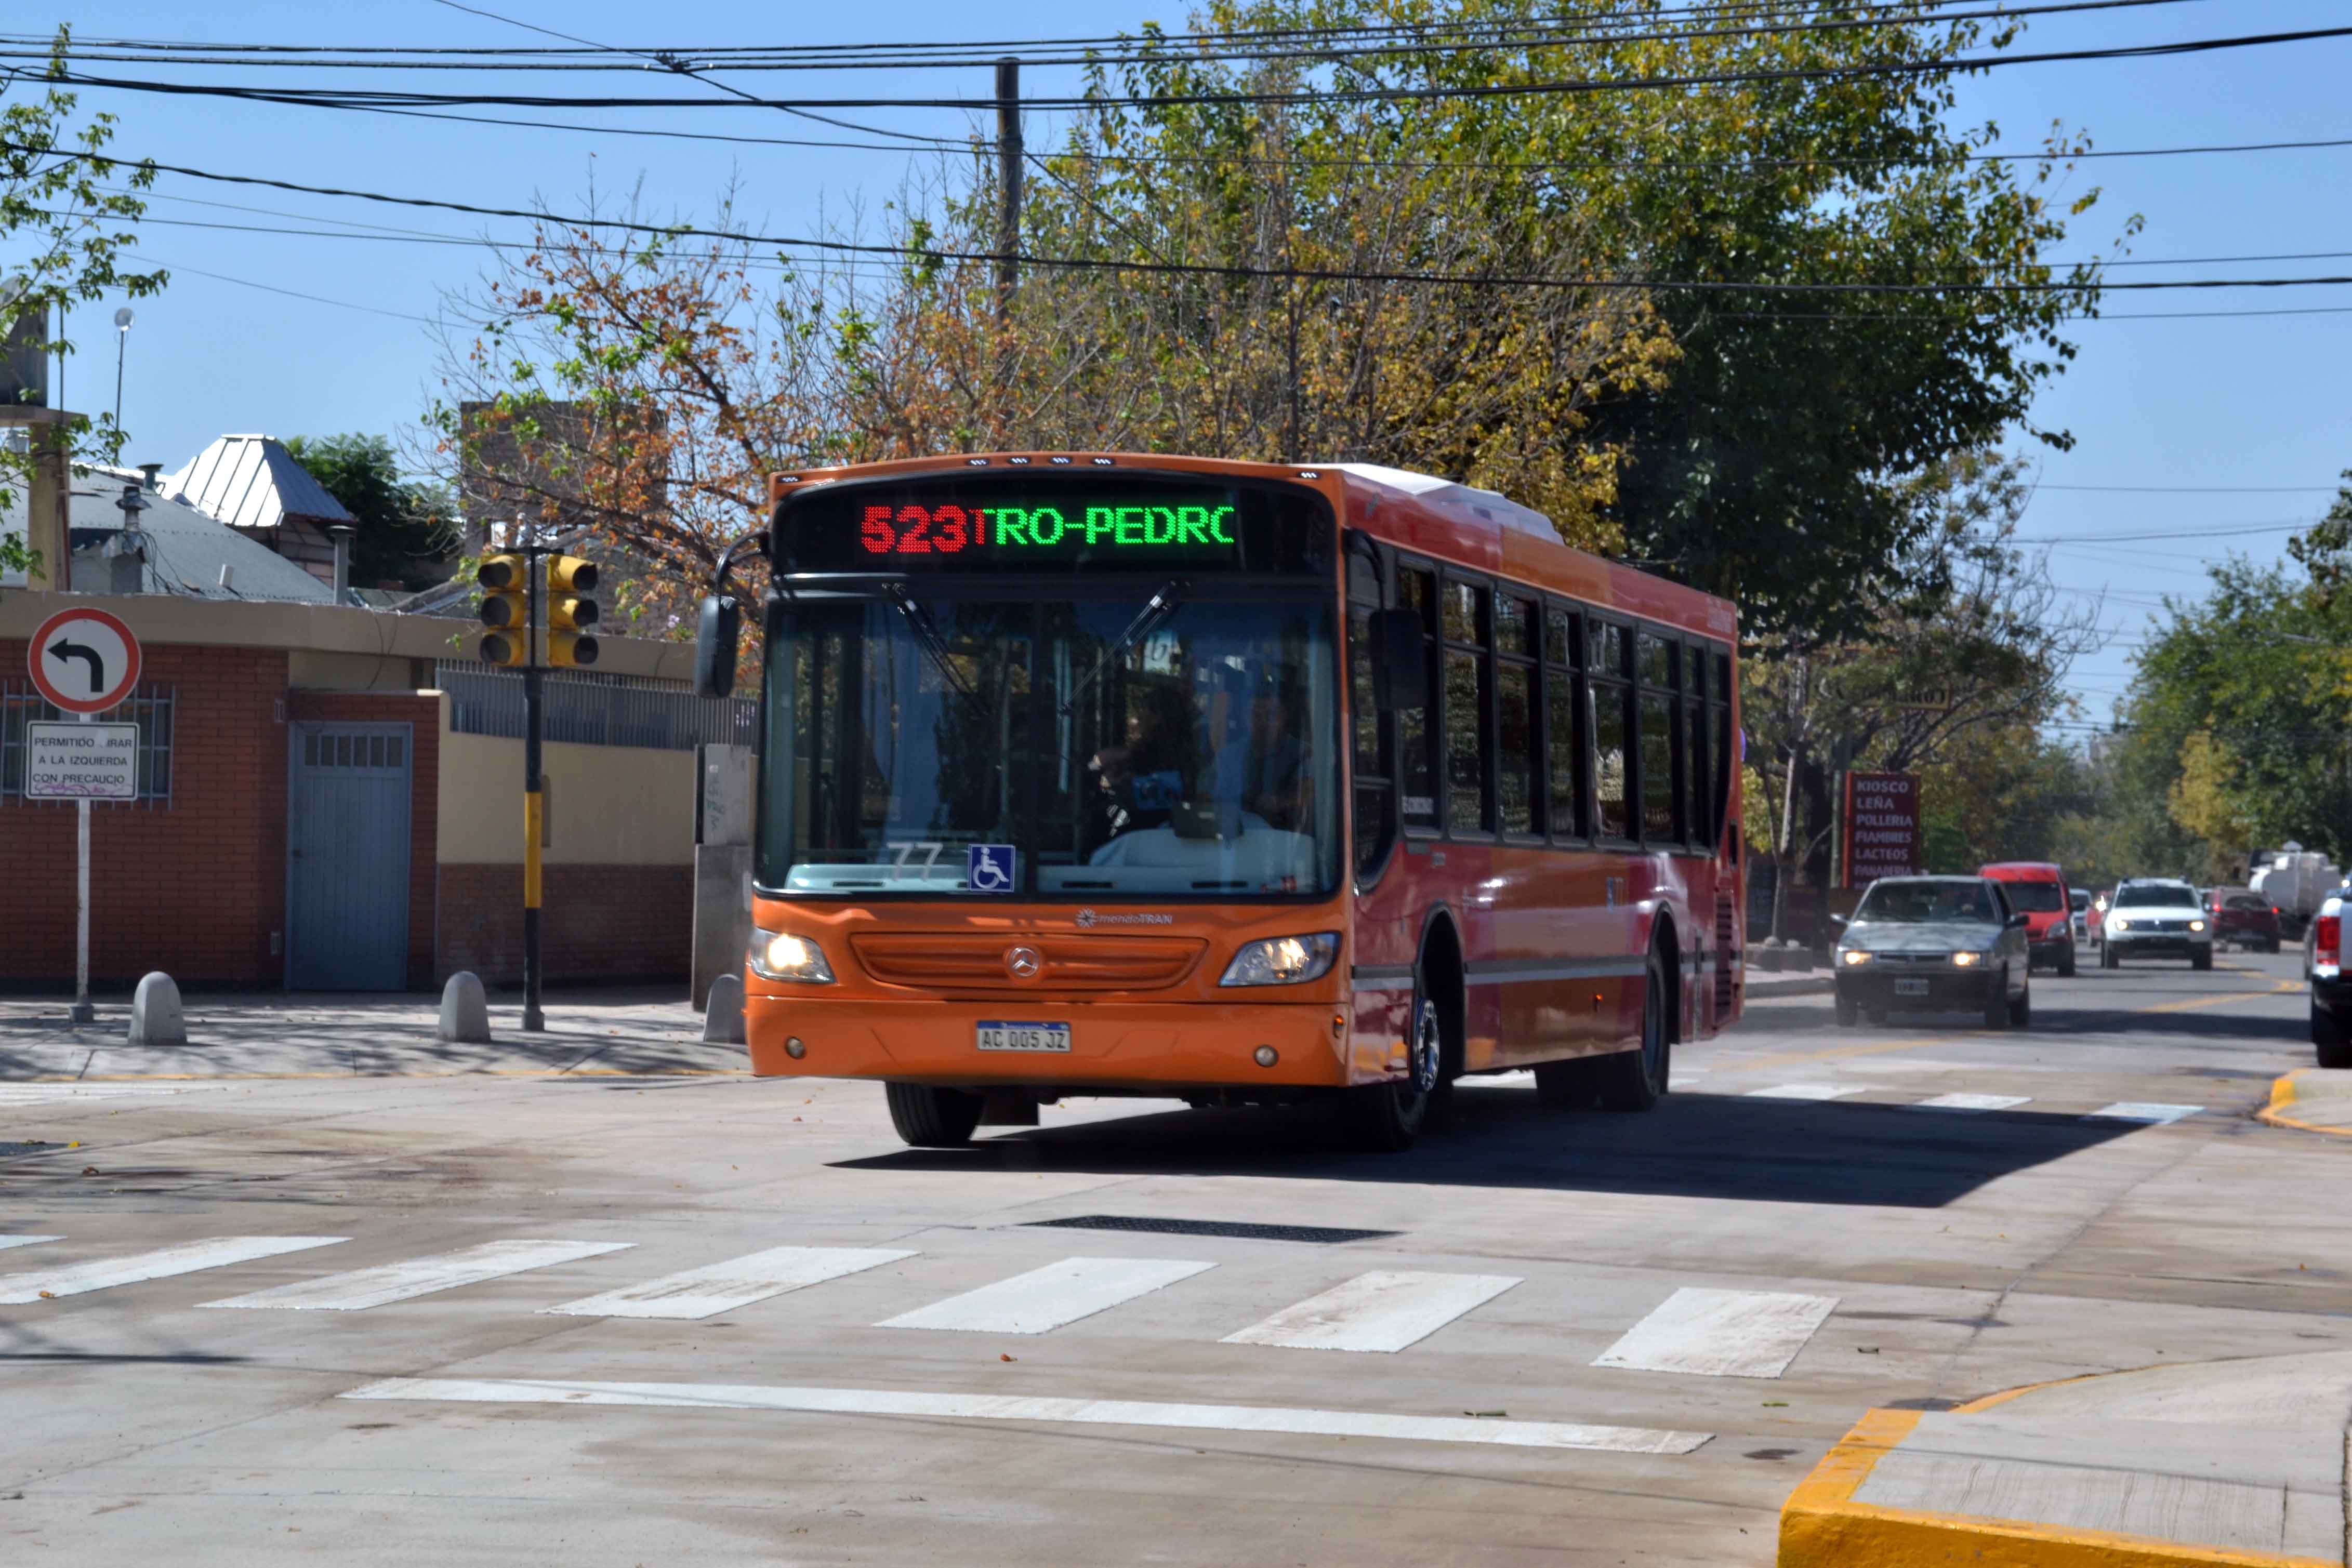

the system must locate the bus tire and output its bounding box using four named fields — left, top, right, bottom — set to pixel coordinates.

left=1343, top=991, right=1442, bottom=1151
left=884, top=1082, right=984, bottom=1148
left=1593, top=949, right=1670, bottom=1113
